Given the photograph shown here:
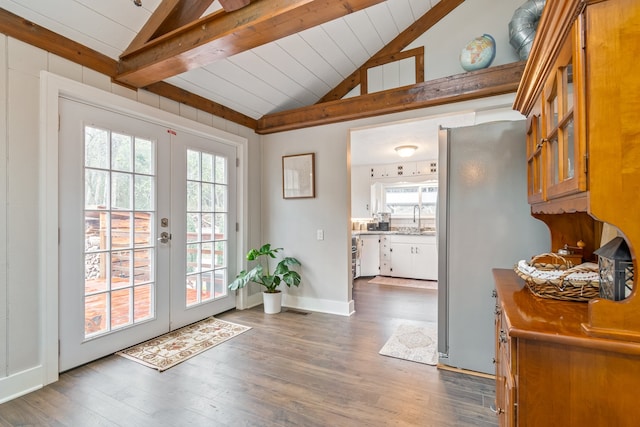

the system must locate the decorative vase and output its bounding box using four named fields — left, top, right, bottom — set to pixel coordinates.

left=262, top=291, right=282, bottom=314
